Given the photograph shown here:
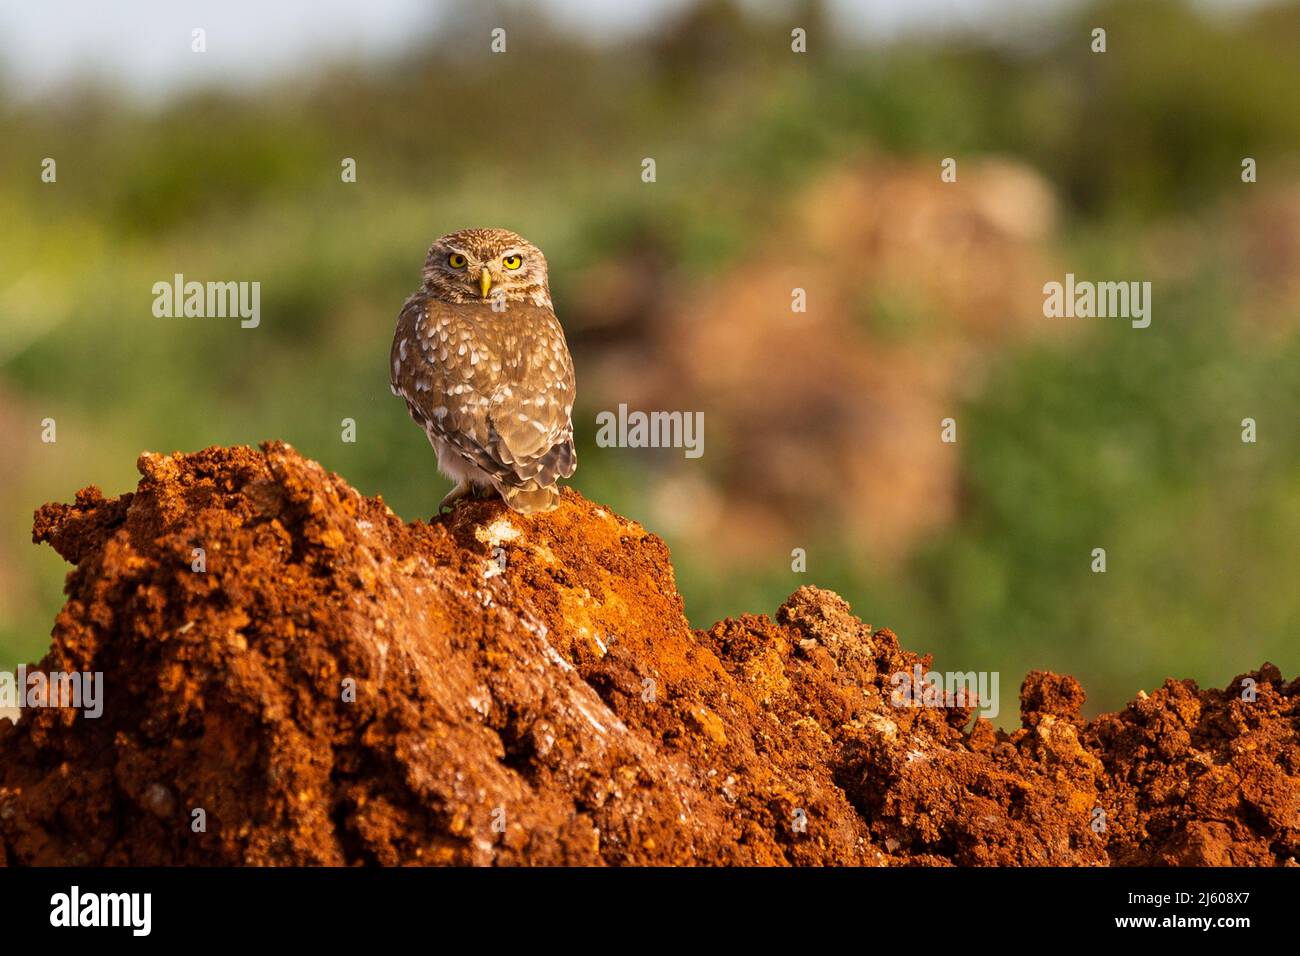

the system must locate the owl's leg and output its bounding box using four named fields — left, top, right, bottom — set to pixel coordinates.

left=437, top=480, right=472, bottom=512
